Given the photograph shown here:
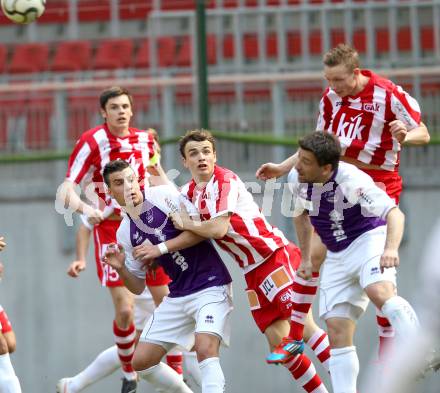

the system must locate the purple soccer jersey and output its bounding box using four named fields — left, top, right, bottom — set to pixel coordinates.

left=117, top=185, right=232, bottom=297
left=288, top=162, right=396, bottom=252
